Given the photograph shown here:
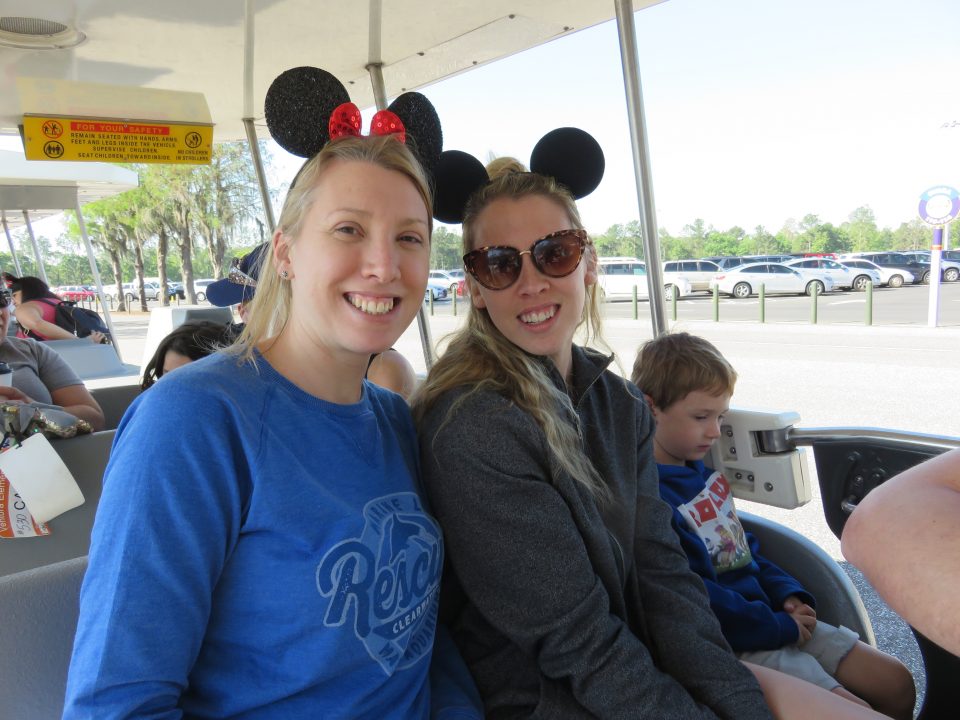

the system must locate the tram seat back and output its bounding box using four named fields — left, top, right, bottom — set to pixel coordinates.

left=707, top=407, right=812, bottom=509
left=0, top=431, right=114, bottom=578
left=739, top=511, right=874, bottom=644
left=0, top=556, right=87, bottom=720
left=44, top=339, right=139, bottom=380
left=90, top=383, right=142, bottom=430
left=140, top=305, right=233, bottom=371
